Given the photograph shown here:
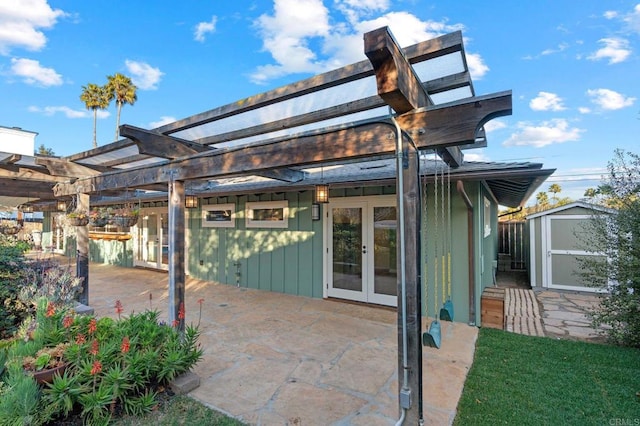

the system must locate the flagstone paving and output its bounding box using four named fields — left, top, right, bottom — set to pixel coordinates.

left=79, top=261, right=477, bottom=425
